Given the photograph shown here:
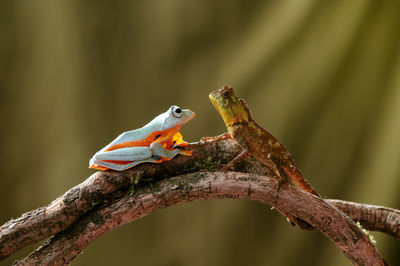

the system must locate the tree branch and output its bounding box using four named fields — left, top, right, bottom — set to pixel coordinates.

left=0, top=138, right=394, bottom=263
left=328, top=199, right=400, bottom=239
left=15, top=172, right=386, bottom=266
left=0, top=137, right=241, bottom=260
